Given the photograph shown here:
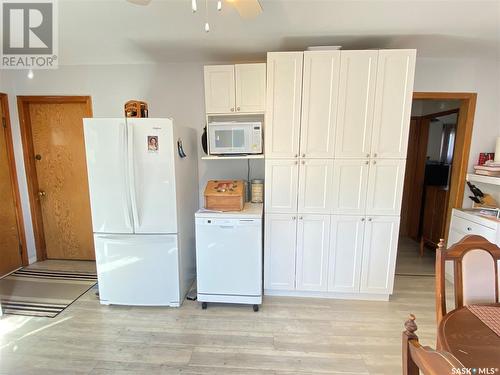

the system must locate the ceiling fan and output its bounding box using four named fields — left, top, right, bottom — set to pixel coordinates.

left=126, top=0, right=263, bottom=19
